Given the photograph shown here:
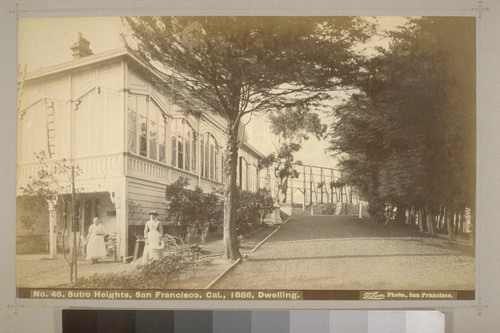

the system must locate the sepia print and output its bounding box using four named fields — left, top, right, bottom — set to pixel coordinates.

left=16, top=16, right=475, bottom=301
